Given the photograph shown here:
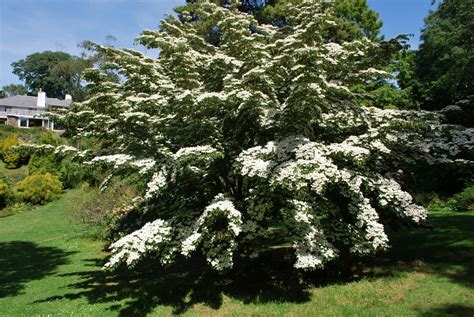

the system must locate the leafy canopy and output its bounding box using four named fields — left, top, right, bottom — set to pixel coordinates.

left=11, top=51, right=91, bottom=100
left=414, top=0, right=474, bottom=109
left=1, top=84, right=28, bottom=97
